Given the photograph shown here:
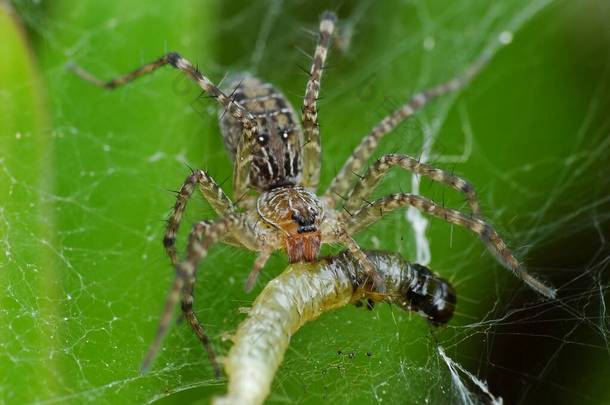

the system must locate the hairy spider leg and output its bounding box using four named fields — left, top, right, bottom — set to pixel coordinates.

left=323, top=56, right=487, bottom=206
left=180, top=221, right=216, bottom=359
left=323, top=227, right=385, bottom=290
left=343, top=153, right=480, bottom=215
left=68, top=52, right=258, bottom=197
left=245, top=251, right=273, bottom=293
left=180, top=221, right=222, bottom=377
left=177, top=220, right=249, bottom=378
left=141, top=216, right=245, bottom=375
left=164, top=170, right=234, bottom=265
left=345, top=193, right=557, bottom=299
left=301, top=11, right=337, bottom=190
